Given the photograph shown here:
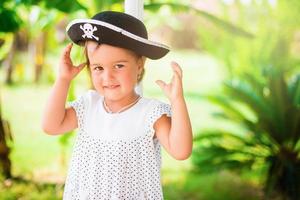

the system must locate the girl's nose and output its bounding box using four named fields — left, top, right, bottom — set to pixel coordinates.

left=103, top=69, right=114, bottom=83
